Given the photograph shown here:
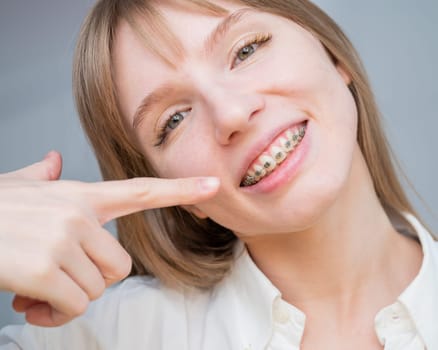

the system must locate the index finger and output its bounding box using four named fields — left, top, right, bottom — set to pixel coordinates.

left=79, top=176, right=220, bottom=224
